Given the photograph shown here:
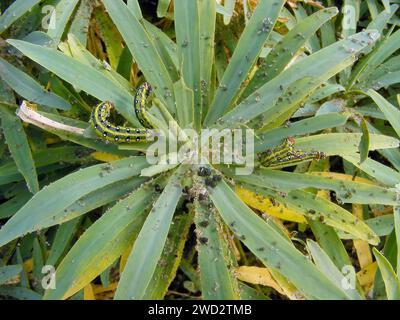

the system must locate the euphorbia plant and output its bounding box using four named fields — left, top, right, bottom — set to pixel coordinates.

left=0, top=0, right=399, bottom=300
